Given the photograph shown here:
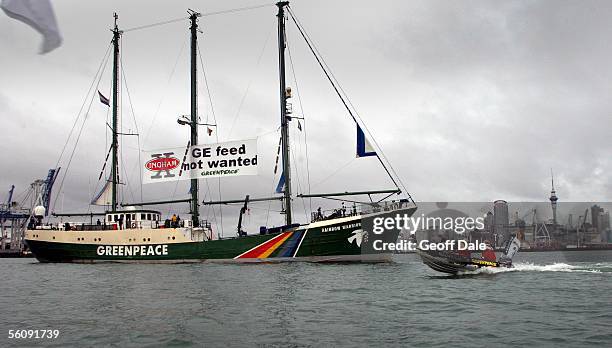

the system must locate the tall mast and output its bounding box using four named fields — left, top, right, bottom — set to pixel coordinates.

left=277, top=1, right=292, bottom=225
left=189, top=11, right=201, bottom=227
left=111, top=13, right=121, bottom=212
